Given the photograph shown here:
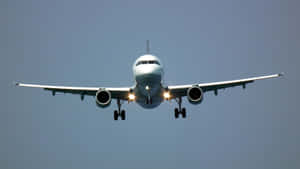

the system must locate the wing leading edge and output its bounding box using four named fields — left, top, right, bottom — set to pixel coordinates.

left=168, top=73, right=283, bottom=98
left=16, top=73, right=283, bottom=101
left=16, top=83, right=131, bottom=100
